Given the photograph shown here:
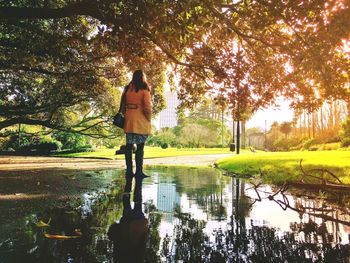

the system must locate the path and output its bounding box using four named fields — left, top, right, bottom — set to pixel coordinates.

left=0, top=154, right=232, bottom=171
